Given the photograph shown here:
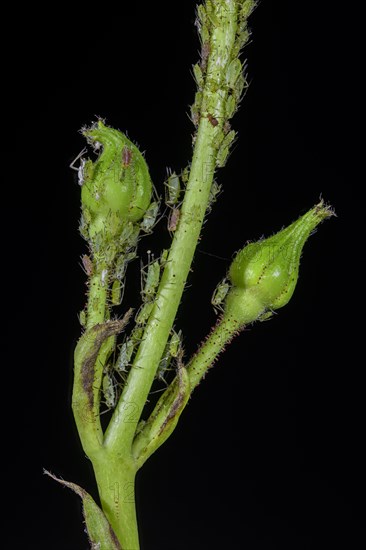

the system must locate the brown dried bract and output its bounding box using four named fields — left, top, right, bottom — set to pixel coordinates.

left=81, top=311, right=133, bottom=406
